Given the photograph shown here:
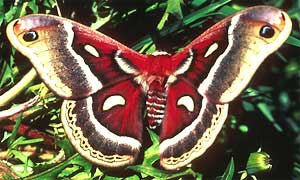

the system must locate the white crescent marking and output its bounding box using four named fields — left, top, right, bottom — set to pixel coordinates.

left=177, top=95, right=194, bottom=112
left=204, top=43, right=219, bottom=58
left=102, top=95, right=126, bottom=111
left=84, top=44, right=100, bottom=57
